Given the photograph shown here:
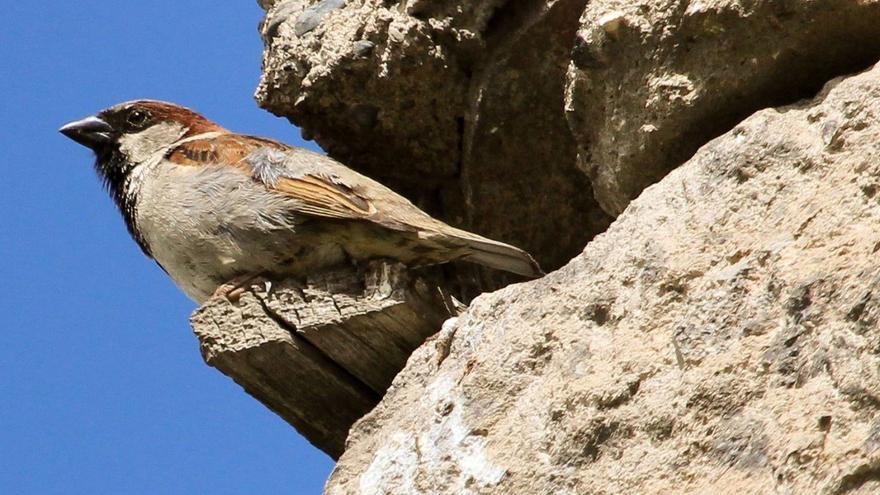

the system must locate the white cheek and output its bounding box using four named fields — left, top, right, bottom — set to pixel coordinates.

left=118, top=122, right=187, bottom=202
left=125, top=160, right=155, bottom=202
left=118, top=122, right=187, bottom=164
